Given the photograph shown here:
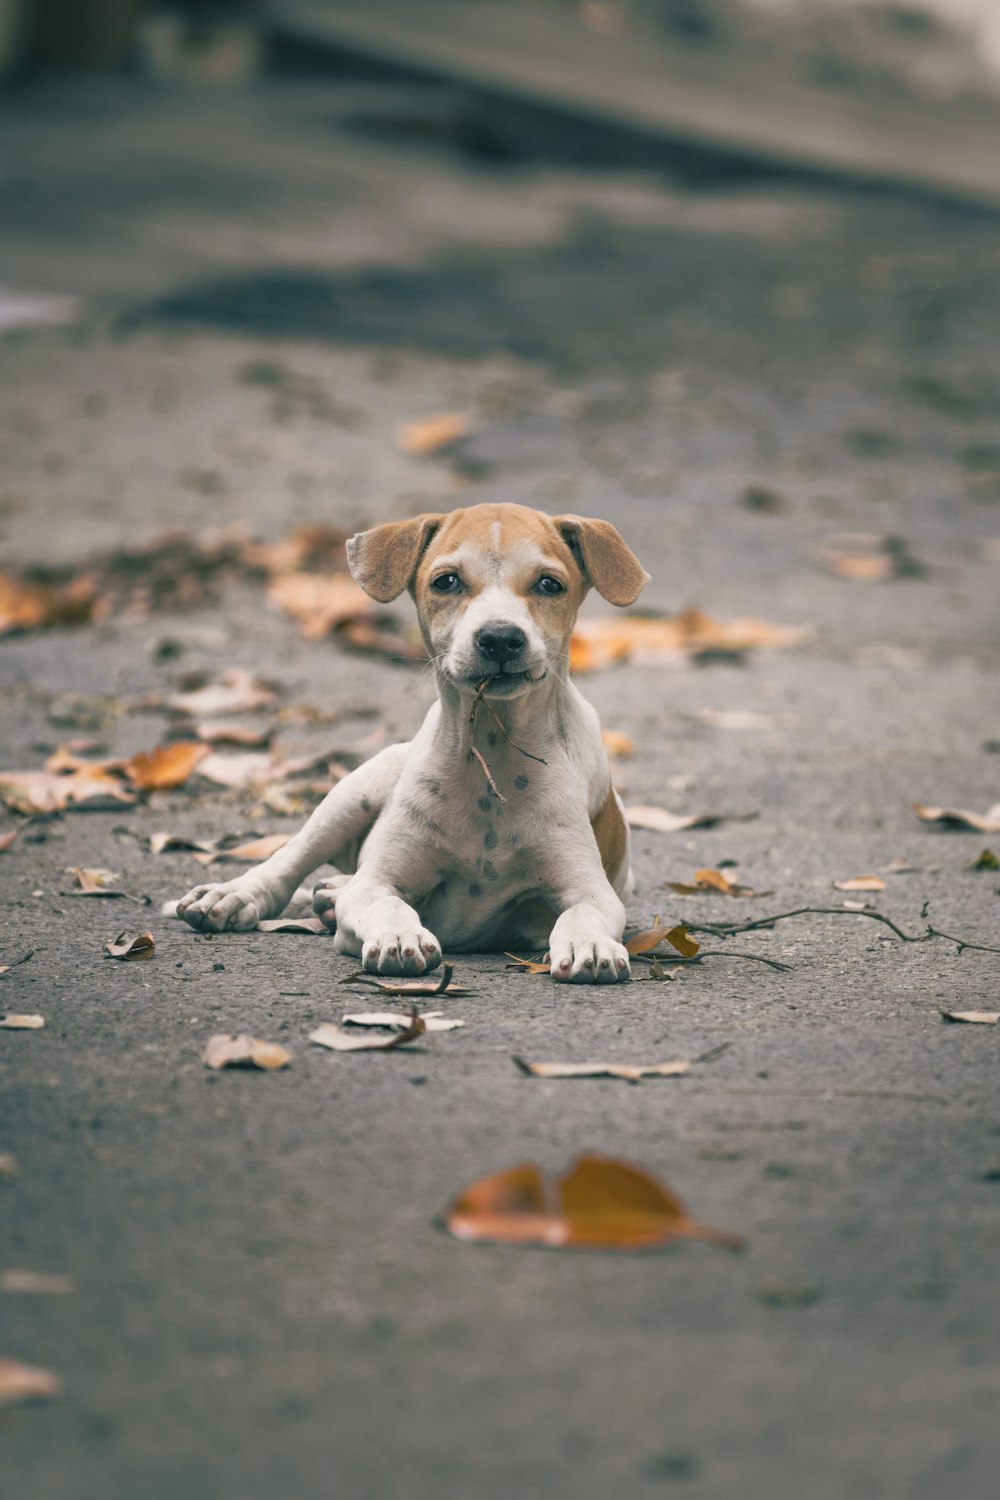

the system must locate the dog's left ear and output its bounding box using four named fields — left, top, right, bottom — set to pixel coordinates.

left=557, top=515, right=650, bottom=606
left=347, top=514, right=444, bottom=602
